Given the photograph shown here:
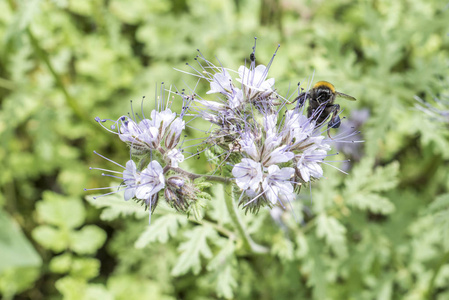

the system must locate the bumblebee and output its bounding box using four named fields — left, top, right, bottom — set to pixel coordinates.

left=295, top=81, right=356, bottom=136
